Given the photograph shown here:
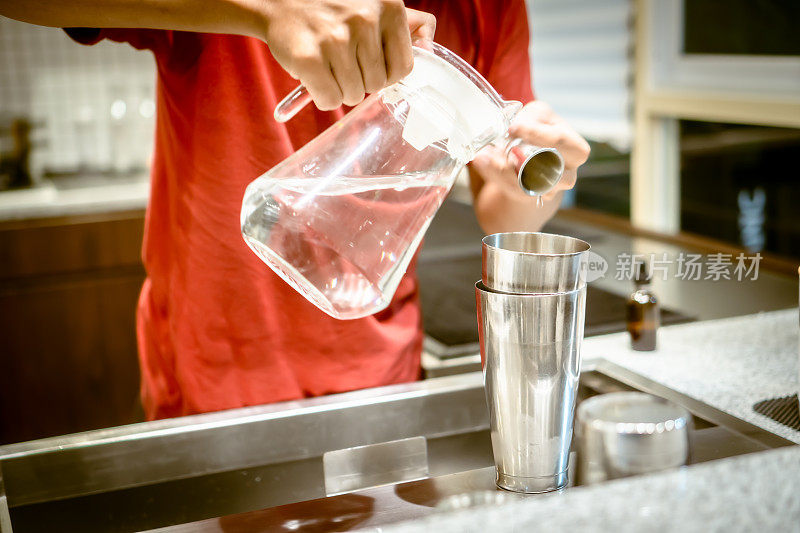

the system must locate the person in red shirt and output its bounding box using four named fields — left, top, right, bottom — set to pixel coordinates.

left=4, top=1, right=589, bottom=420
